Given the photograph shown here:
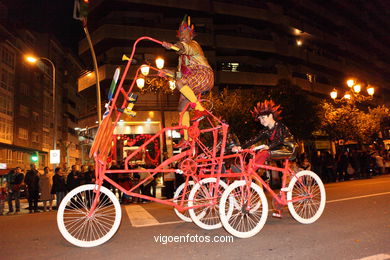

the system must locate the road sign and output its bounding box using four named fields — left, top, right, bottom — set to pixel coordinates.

left=50, top=150, right=60, bottom=164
